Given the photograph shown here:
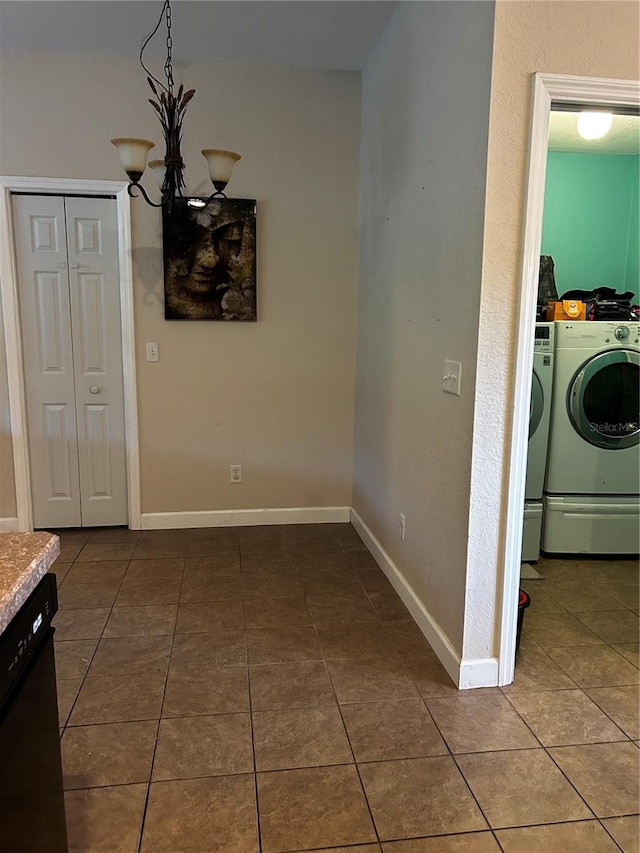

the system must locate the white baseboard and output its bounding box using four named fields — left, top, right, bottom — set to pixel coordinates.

left=140, top=506, right=352, bottom=530
left=350, top=508, right=498, bottom=690
left=0, top=517, right=20, bottom=532
left=458, top=656, right=499, bottom=689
